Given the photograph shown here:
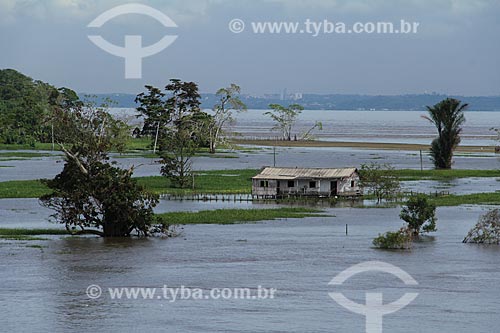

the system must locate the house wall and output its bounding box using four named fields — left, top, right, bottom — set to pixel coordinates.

left=251, top=172, right=362, bottom=197
left=252, top=179, right=278, bottom=197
